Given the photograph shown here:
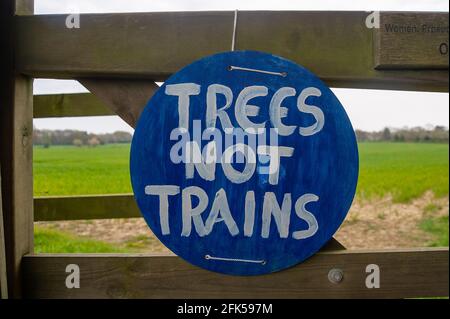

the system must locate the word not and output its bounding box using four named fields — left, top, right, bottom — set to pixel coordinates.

left=172, top=140, right=293, bottom=185
left=145, top=185, right=319, bottom=239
